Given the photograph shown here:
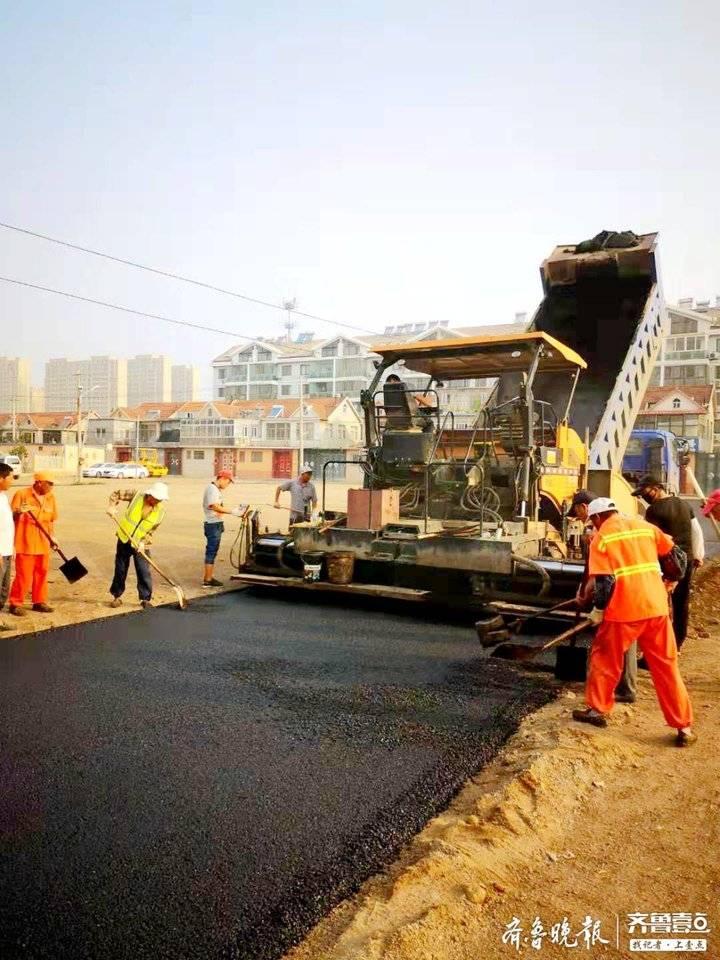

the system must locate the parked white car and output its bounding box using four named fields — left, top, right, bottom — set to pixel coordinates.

left=83, top=462, right=114, bottom=478
left=101, top=463, right=150, bottom=479
left=0, top=454, right=22, bottom=479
